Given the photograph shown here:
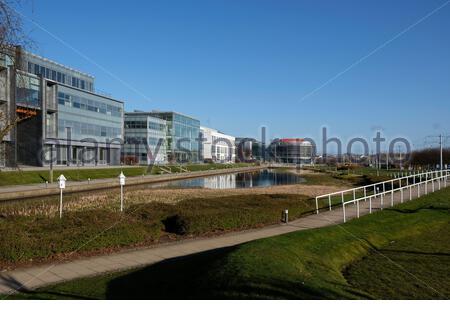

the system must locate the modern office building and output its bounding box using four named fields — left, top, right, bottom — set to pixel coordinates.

left=268, top=138, right=314, bottom=165
left=200, top=126, right=235, bottom=163
left=235, top=137, right=263, bottom=162
left=0, top=47, right=124, bottom=167
left=123, top=111, right=167, bottom=165
left=150, top=111, right=200, bottom=163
